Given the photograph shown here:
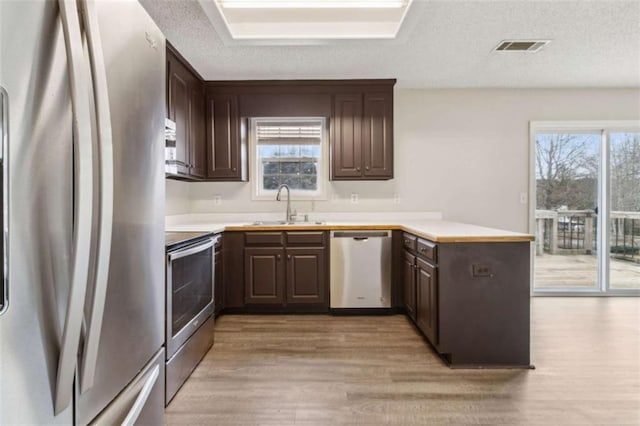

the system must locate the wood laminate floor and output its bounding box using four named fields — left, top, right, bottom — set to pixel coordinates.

left=165, top=298, right=640, bottom=425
